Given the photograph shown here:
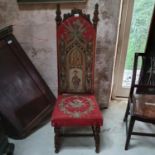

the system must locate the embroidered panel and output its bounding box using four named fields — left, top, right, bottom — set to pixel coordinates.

left=57, top=16, right=96, bottom=93
left=51, top=95, right=103, bottom=127
left=59, top=96, right=94, bottom=118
